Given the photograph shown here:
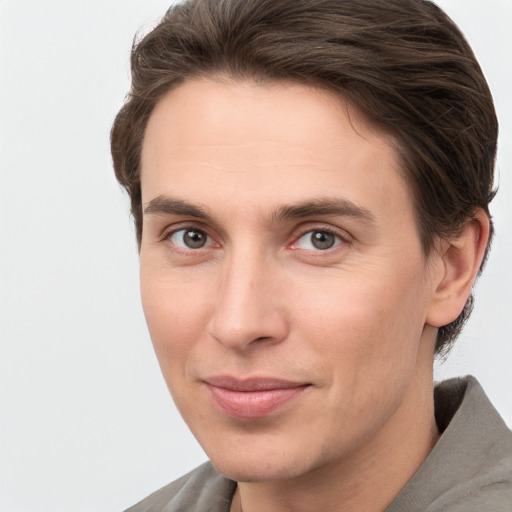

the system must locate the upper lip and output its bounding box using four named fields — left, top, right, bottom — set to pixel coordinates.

left=203, top=376, right=309, bottom=391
